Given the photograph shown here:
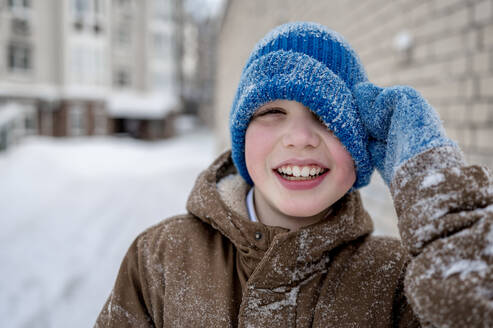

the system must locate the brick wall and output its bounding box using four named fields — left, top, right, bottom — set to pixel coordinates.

left=215, top=0, right=493, bottom=169
left=214, top=0, right=493, bottom=235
